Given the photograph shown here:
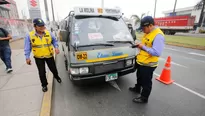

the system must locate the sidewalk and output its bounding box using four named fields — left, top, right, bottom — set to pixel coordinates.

left=0, top=43, right=43, bottom=115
